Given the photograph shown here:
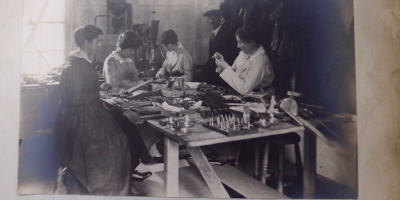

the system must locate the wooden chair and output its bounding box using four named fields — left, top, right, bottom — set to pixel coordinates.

left=235, top=132, right=303, bottom=194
